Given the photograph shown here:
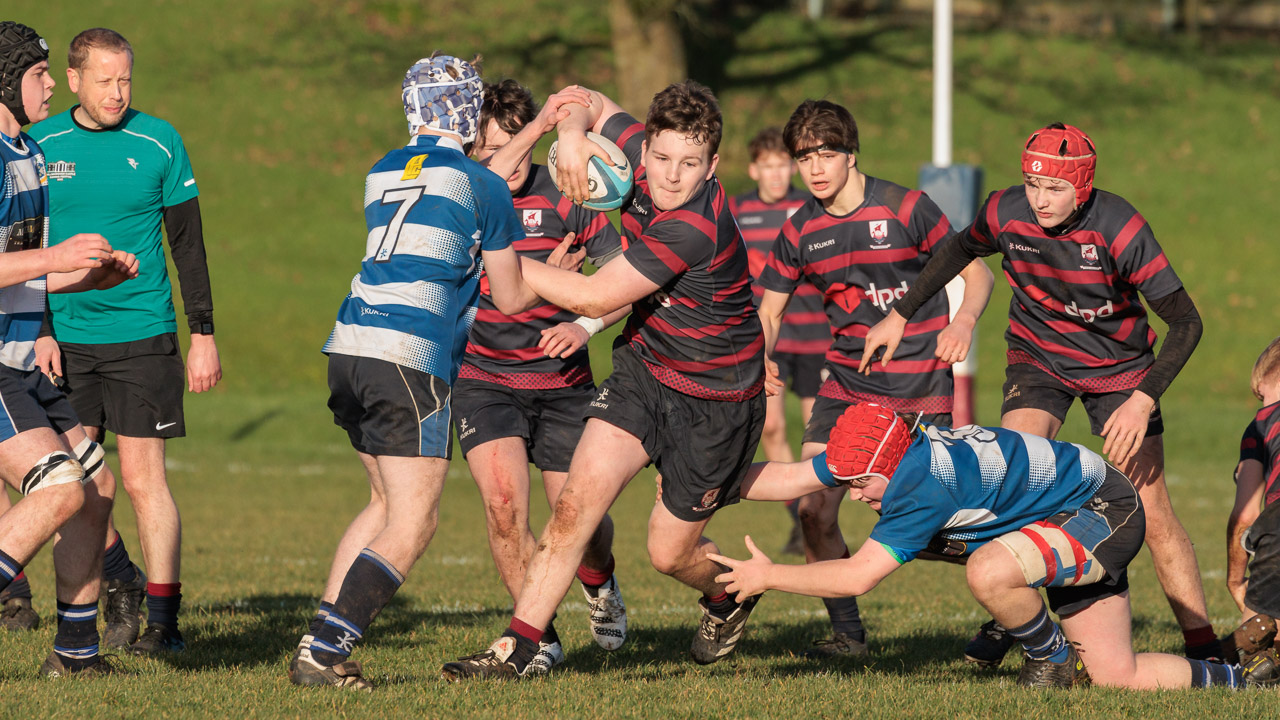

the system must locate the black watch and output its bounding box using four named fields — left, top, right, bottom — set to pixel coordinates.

left=190, top=320, right=215, bottom=335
